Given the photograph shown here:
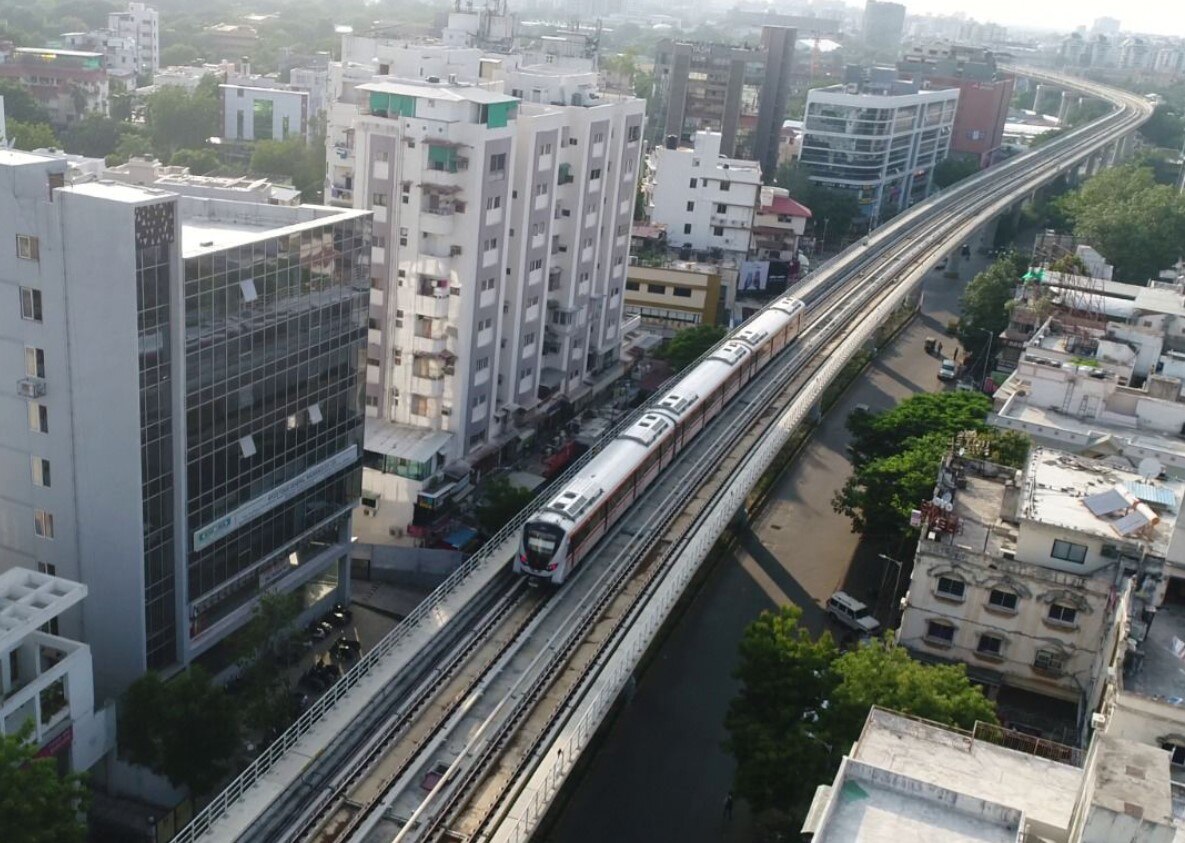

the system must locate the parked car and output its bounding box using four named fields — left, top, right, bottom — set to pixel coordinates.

left=934, top=257, right=948, bottom=271
left=826, top=591, right=881, bottom=636
left=938, top=359, right=958, bottom=381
